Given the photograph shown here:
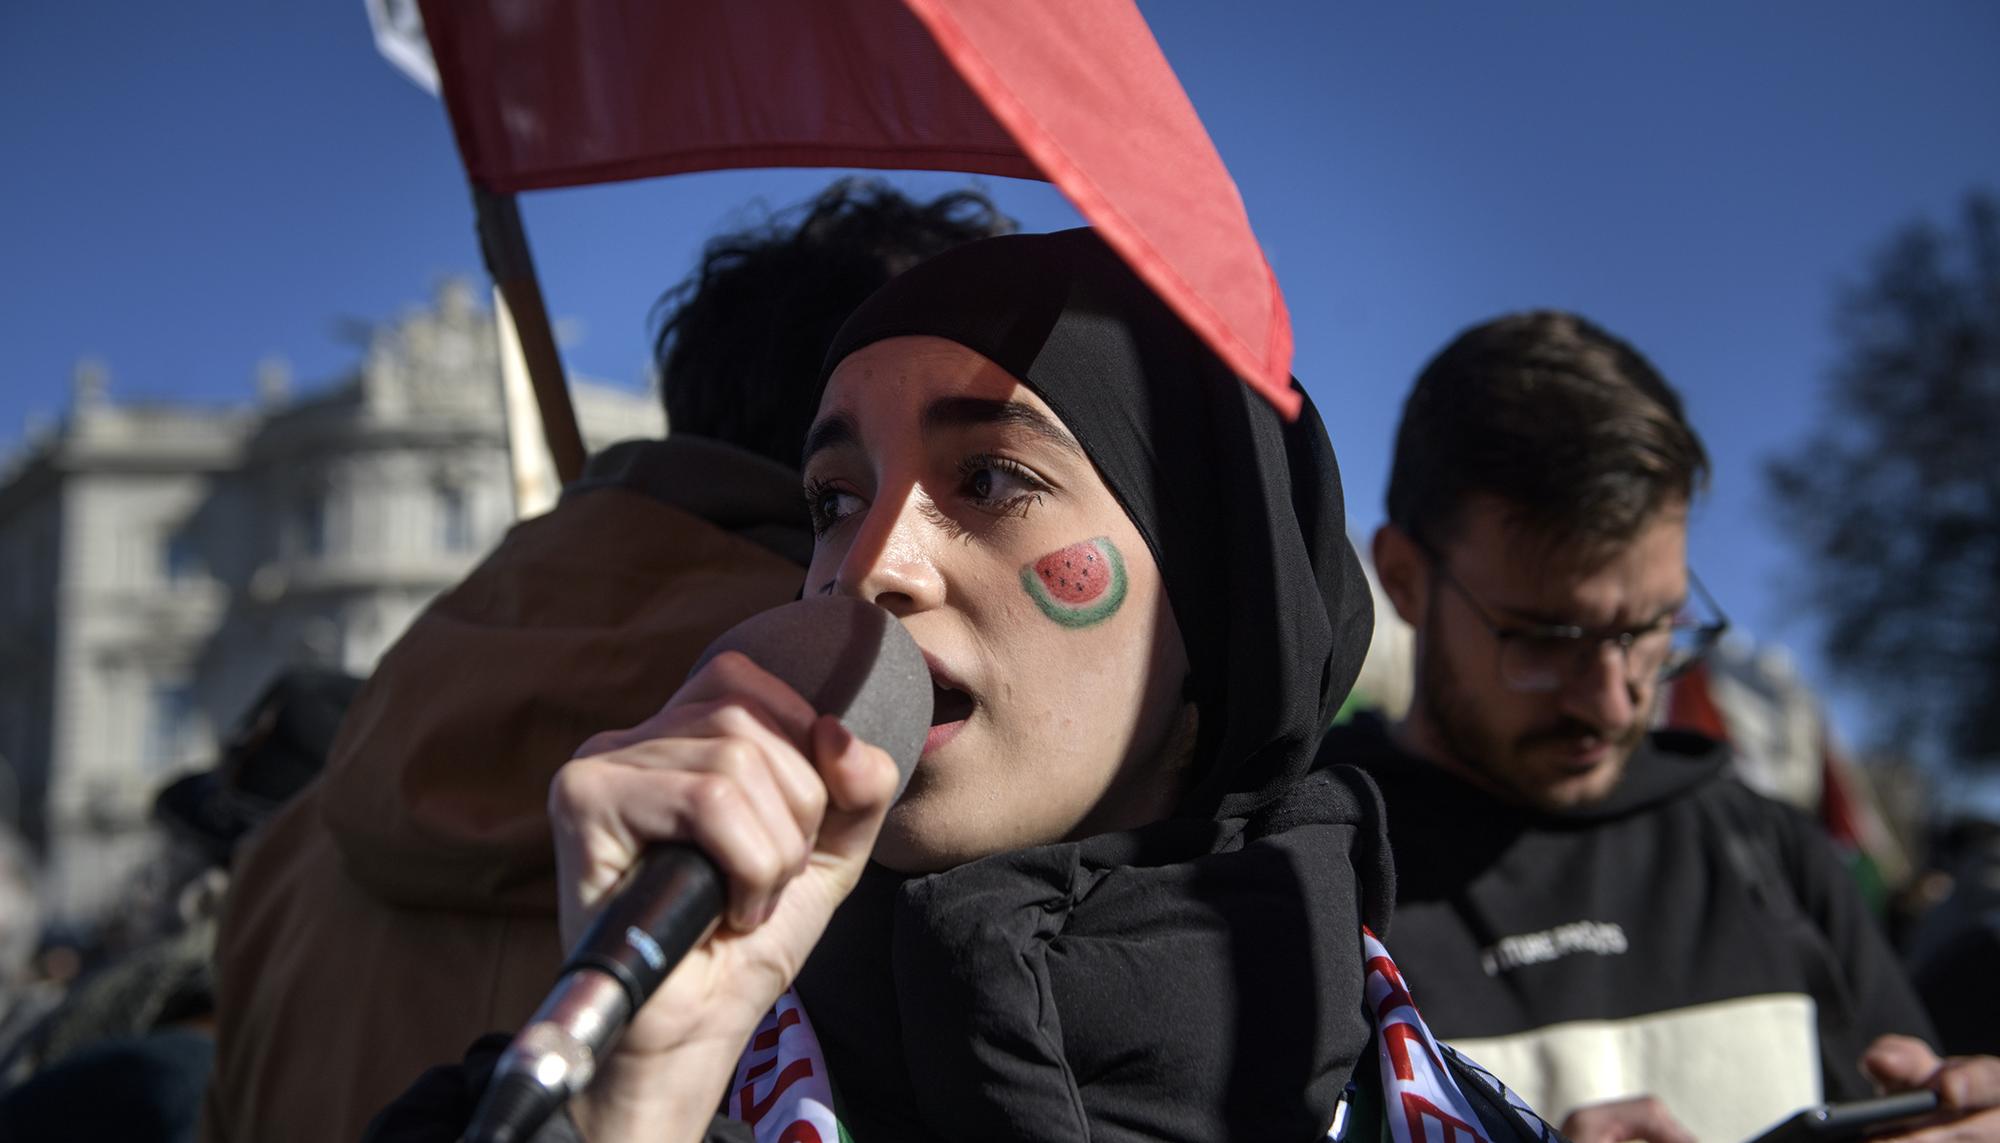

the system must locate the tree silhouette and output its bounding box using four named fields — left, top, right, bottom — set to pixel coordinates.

left=1769, top=191, right=2000, bottom=769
